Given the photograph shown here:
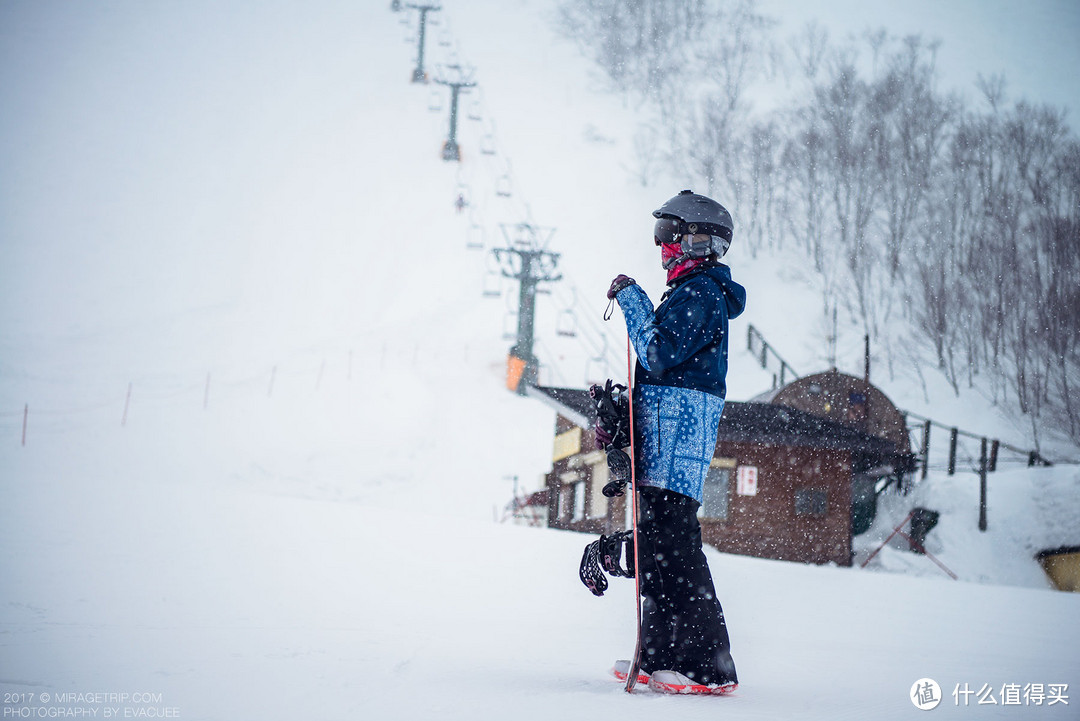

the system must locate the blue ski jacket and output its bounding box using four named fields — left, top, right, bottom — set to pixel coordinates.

left=614, top=263, right=746, bottom=503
